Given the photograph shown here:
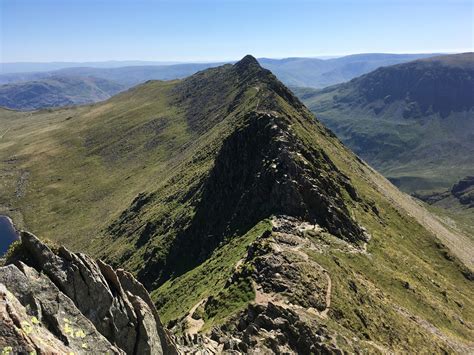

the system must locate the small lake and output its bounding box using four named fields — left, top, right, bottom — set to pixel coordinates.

left=0, top=215, right=20, bottom=256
